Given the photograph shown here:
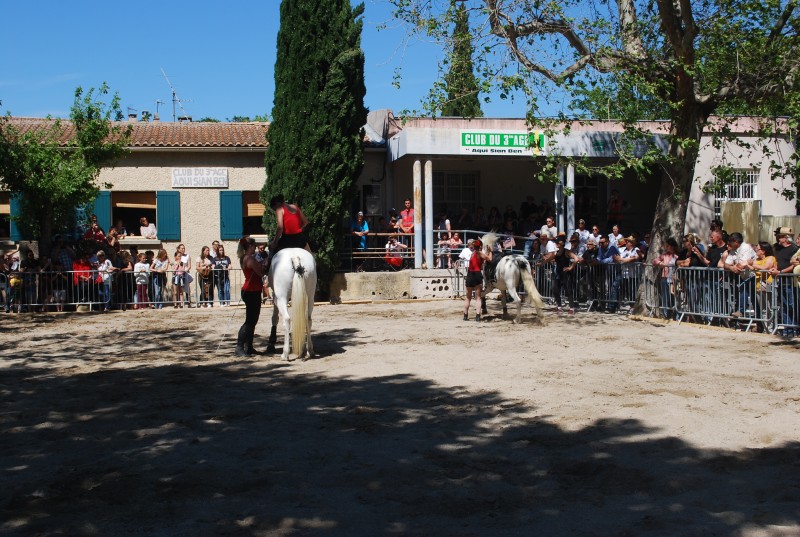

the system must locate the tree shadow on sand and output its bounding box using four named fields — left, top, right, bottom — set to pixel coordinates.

left=1, top=329, right=798, bottom=536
